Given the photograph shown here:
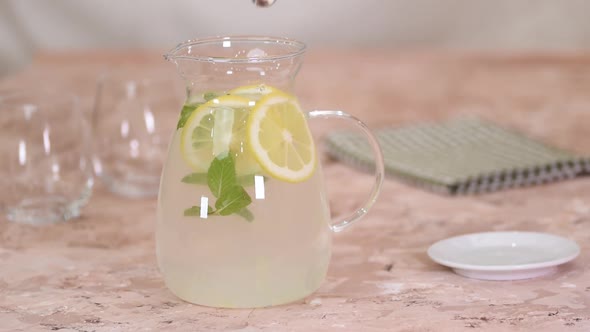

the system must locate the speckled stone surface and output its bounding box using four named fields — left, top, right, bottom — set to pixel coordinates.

left=0, top=51, right=589, bottom=331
